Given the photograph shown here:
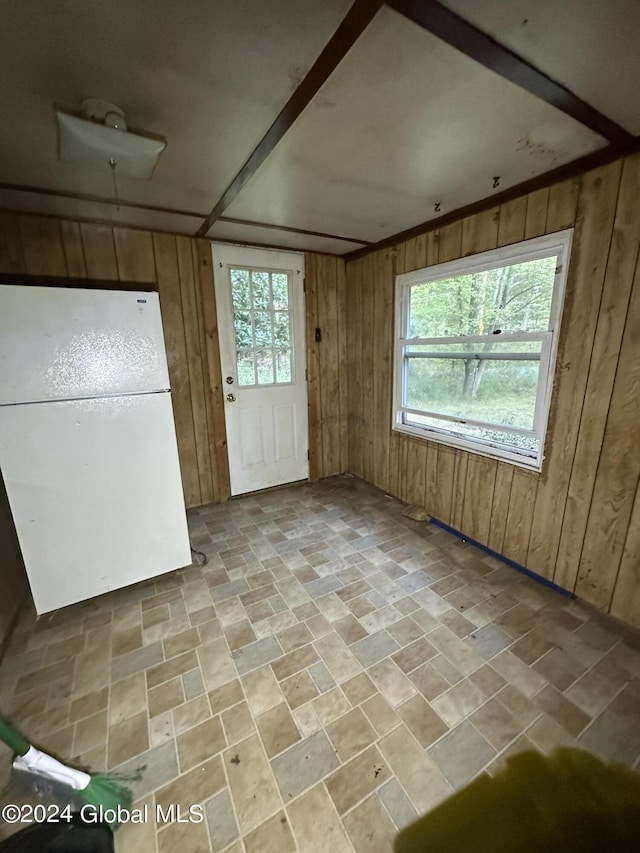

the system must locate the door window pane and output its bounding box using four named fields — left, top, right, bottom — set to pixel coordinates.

left=275, top=348, right=291, bottom=383
left=233, top=311, right=252, bottom=349
left=230, top=269, right=250, bottom=308
left=272, top=274, right=289, bottom=309
left=256, top=349, right=275, bottom=384
left=274, top=312, right=290, bottom=347
left=254, top=311, right=273, bottom=346
left=236, top=351, right=255, bottom=386
left=229, top=268, right=294, bottom=386
left=251, top=271, right=271, bottom=308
